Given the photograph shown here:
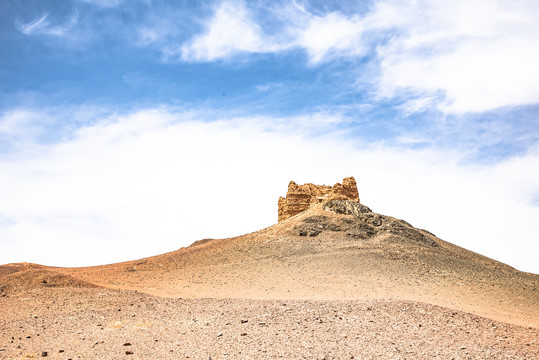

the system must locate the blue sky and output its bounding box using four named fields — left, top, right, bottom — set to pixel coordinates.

left=1, top=0, right=539, bottom=273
